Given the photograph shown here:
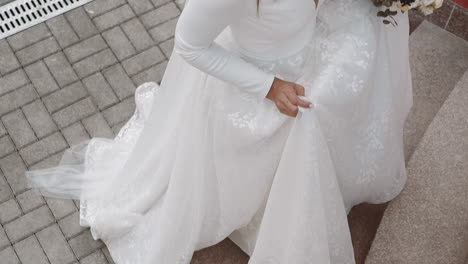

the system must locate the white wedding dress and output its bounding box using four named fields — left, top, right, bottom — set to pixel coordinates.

left=24, top=0, right=413, bottom=263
